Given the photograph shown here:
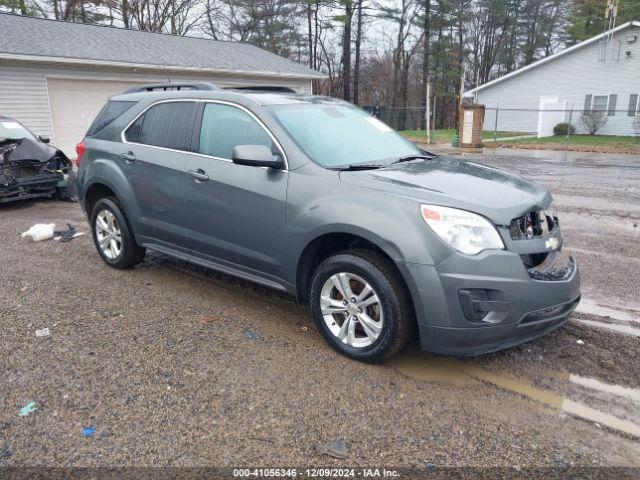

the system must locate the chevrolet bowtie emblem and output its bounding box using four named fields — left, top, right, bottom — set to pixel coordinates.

left=545, top=237, right=560, bottom=250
